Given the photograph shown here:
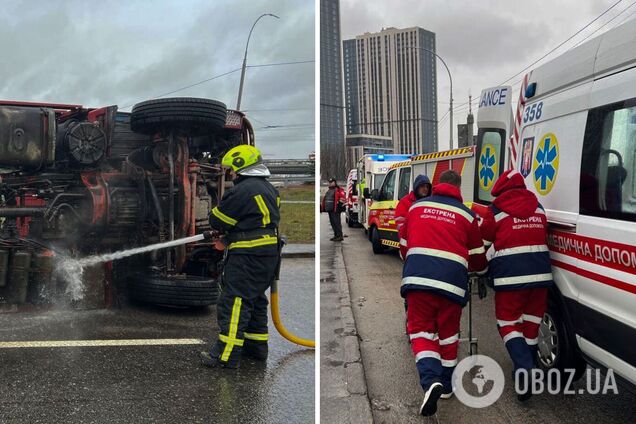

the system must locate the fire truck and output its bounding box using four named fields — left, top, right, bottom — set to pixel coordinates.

left=0, top=97, right=253, bottom=309
left=355, top=153, right=411, bottom=232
